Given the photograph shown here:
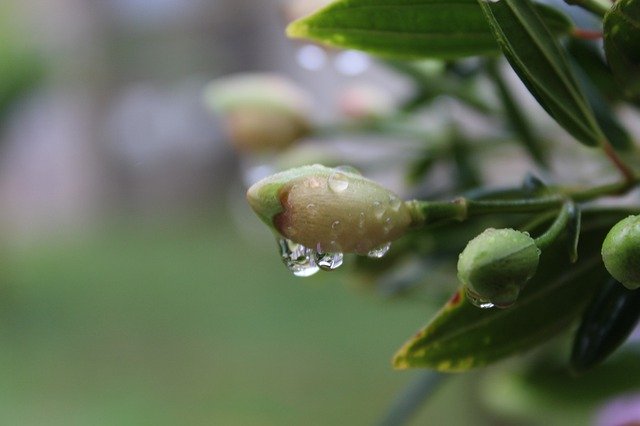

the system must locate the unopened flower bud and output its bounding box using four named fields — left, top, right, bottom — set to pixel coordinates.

left=203, top=73, right=312, bottom=152
left=602, top=215, right=640, bottom=290
left=457, top=228, right=540, bottom=308
left=247, top=164, right=412, bottom=254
